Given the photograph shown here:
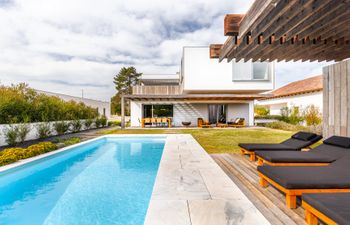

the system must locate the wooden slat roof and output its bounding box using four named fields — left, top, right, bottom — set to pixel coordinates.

left=212, top=0, right=350, bottom=62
